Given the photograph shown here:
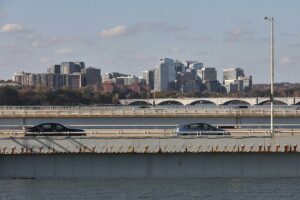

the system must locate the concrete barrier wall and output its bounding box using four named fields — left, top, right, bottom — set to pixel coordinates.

left=0, top=153, right=299, bottom=178
left=0, top=136, right=300, bottom=154
left=1, top=136, right=300, bottom=178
